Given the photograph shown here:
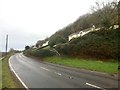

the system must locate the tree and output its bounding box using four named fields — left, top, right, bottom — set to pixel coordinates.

left=118, top=1, right=120, bottom=26
left=35, top=40, right=44, bottom=48
left=25, top=46, right=30, bottom=50
left=9, top=48, right=15, bottom=53
left=91, top=1, right=118, bottom=29
left=49, top=35, right=67, bottom=47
